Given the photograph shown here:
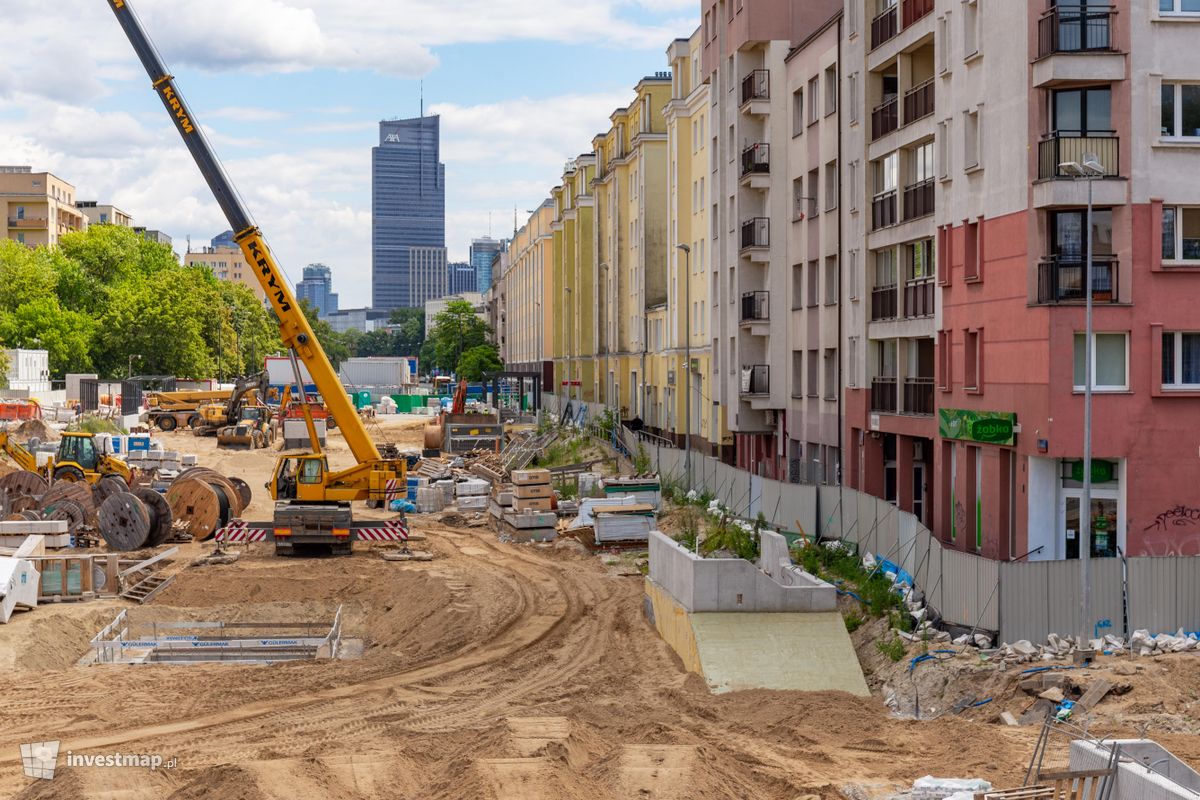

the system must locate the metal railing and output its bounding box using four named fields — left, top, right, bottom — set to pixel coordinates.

left=740, top=365, right=769, bottom=395
left=740, top=290, right=769, bottom=322
left=741, top=69, right=769, bottom=106
left=871, top=376, right=898, bottom=412
left=904, top=78, right=935, bottom=124
left=904, top=277, right=935, bottom=318
left=872, top=190, right=897, bottom=230
left=1037, top=257, right=1119, bottom=304
left=871, top=5, right=898, bottom=49
left=1038, top=132, right=1119, bottom=179
left=871, top=284, right=898, bottom=321
left=871, top=96, right=899, bottom=140
left=1038, top=5, right=1115, bottom=58
left=740, top=217, right=769, bottom=250
left=6, top=217, right=48, bottom=228
left=903, top=377, right=935, bottom=415
left=903, top=178, right=935, bottom=221
left=740, top=143, right=770, bottom=177
left=902, top=0, right=934, bottom=27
